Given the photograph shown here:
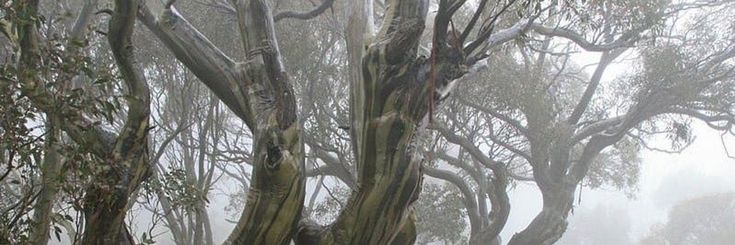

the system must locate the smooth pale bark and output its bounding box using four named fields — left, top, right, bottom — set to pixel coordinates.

left=28, top=1, right=100, bottom=242
left=433, top=124, right=510, bottom=244
left=29, top=121, right=62, bottom=245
